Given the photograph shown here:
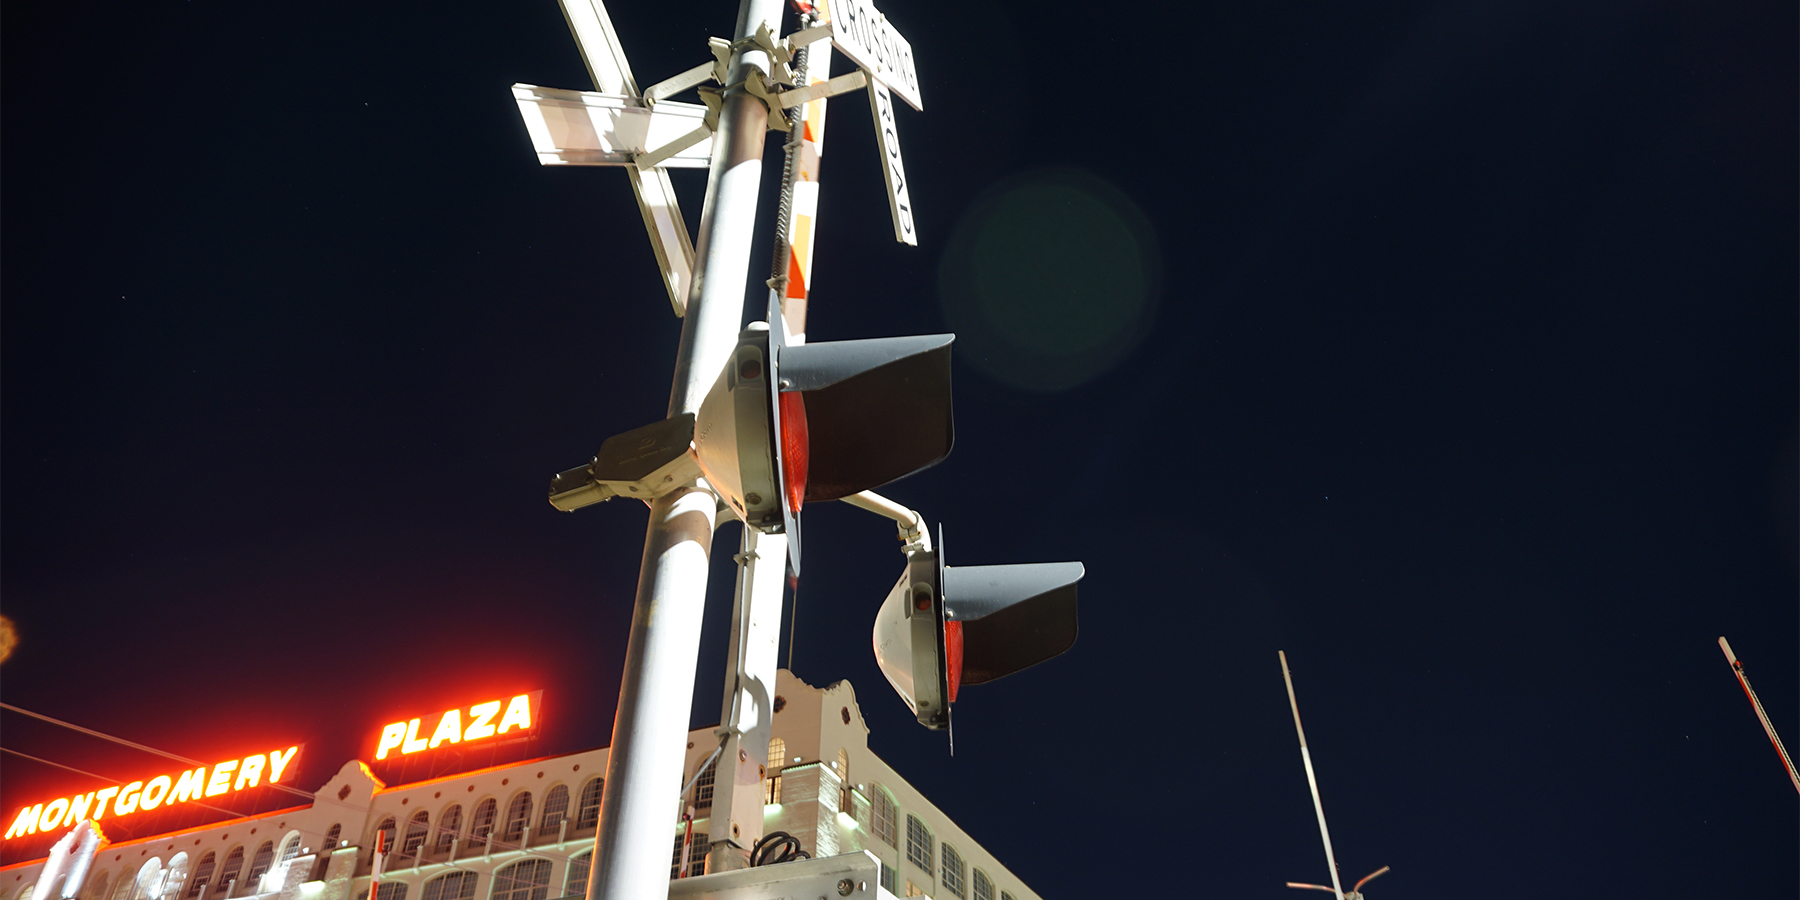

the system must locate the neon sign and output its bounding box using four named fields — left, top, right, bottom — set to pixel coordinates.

left=4, top=746, right=301, bottom=842
left=374, top=692, right=541, bottom=760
